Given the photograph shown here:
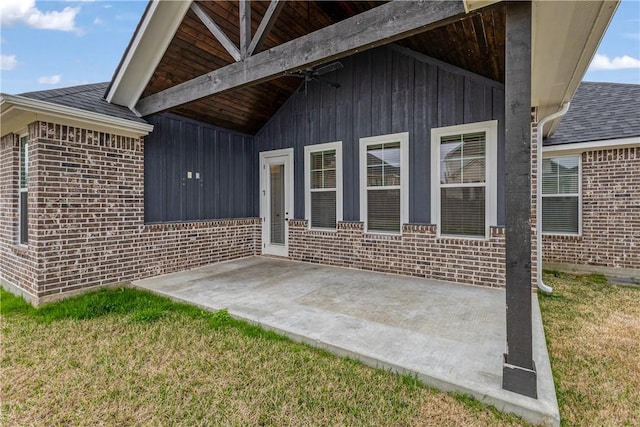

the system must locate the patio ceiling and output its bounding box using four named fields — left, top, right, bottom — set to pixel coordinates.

left=106, top=0, right=617, bottom=137
left=136, top=1, right=505, bottom=134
